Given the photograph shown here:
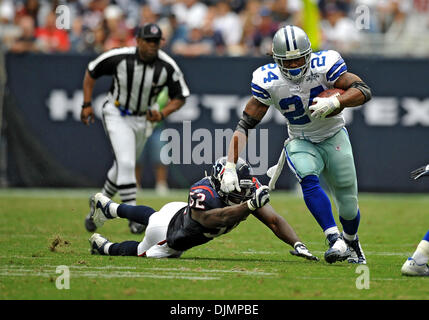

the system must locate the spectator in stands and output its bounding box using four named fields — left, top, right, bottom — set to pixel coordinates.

left=9, top=15, right=41, bottom=53
left=140, top=3, right=159, bottom=24
left=251, top=6, right=279, bottom=56
left=69, top=16, right=92, bottom=53
left=15, top=0, right=41, bottom=27
left=171, top=23, right=216, bottom=57
left=320, top=2, right=361, bottom=54
left=212, top=0, right=243, bottom=55
left=103, top=5, right=135, bottom=50
left=35, top=10, right=70, bottom=52
left=0, top=0, right=21, bottom=50
left=171, top=0, right=208, bottom=30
